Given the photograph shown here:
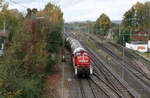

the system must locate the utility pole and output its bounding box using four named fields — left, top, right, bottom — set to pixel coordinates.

left=61, top=23, right=65, bottom=98
left=122, top=35, right=125, bottom=79
left=119, top=24, right=120, bottom=37
left=119, top=23, right=124, bottom=79
left=88, top=25, right=89, bottom=34
left=62, top=23, right=65, bottom=61
left=3, top=21, right=6, bottom=33
left=95, top=23, right=97, bottom=34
